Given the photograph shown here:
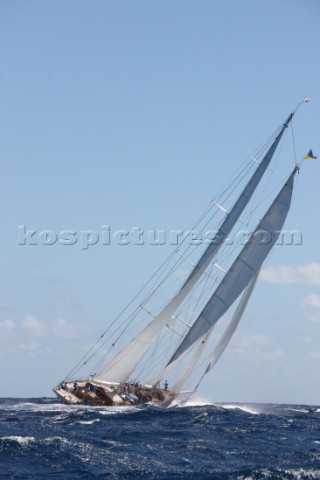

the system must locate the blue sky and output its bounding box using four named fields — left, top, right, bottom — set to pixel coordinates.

left=0, top=0, right=320, bottom=404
